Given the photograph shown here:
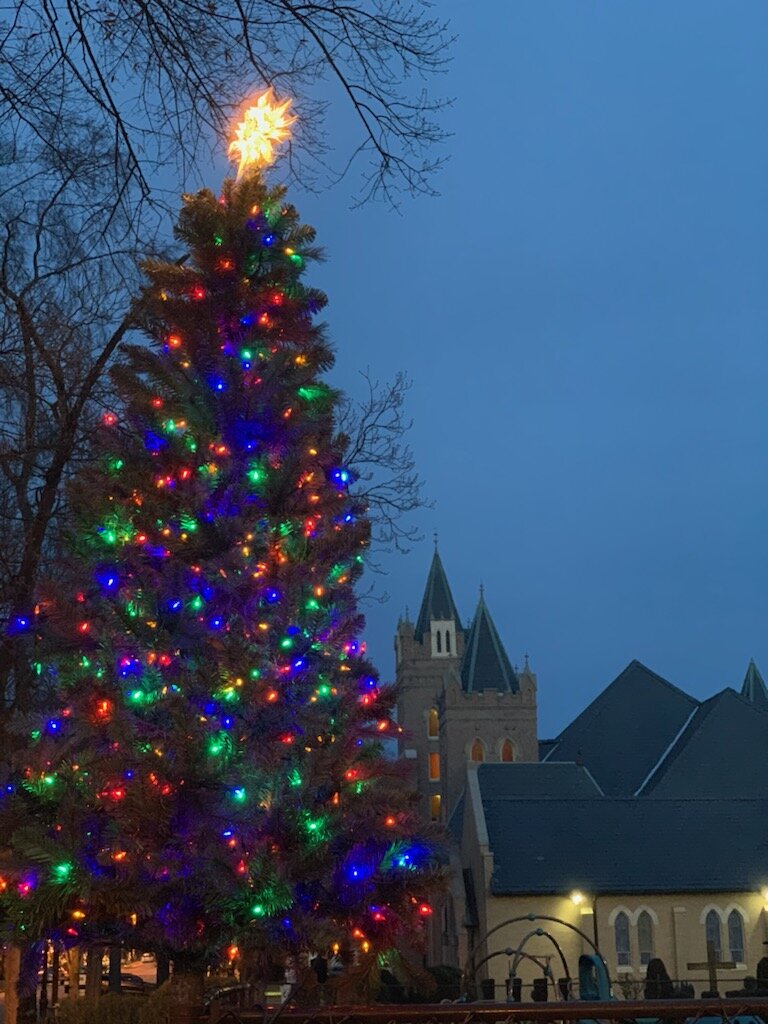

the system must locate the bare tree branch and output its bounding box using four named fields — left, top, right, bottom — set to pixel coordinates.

left=337, top=369, right=431, bottom=560
left=2, top=0, right=453, bottom=210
